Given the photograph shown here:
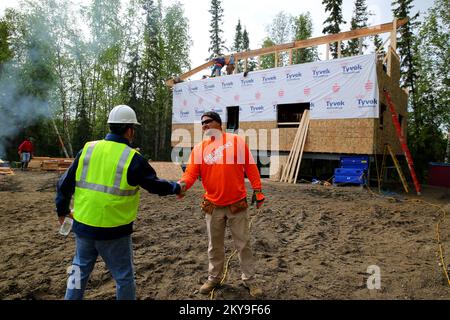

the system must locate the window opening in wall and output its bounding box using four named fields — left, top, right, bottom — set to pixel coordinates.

left=277, top=103, right=310, bottom=128
left=226, top=106, right=239, bottom=132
